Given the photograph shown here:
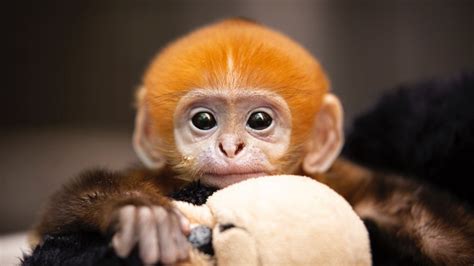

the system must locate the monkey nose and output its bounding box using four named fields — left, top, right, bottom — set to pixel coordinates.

left=218, top=140, right=245, bottom=158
